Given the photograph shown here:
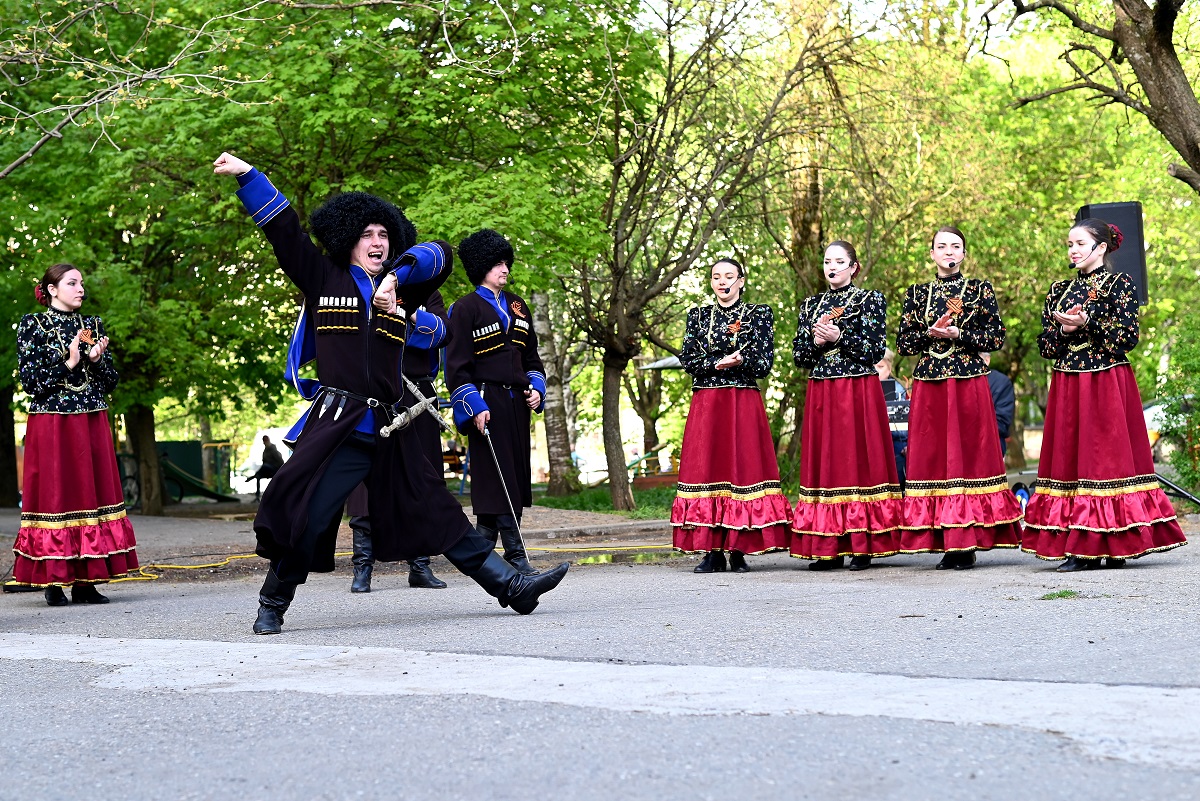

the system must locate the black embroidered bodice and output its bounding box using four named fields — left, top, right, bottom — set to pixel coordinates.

left=897, top=272, right=1006, bottom=381
left=679, top=301, right=775, bottom=389
left=792, top=285, right=886, bottom=379
left=17, top=309, right=119, bottom=414
left=1037, top=269, right=1139, bottom=373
